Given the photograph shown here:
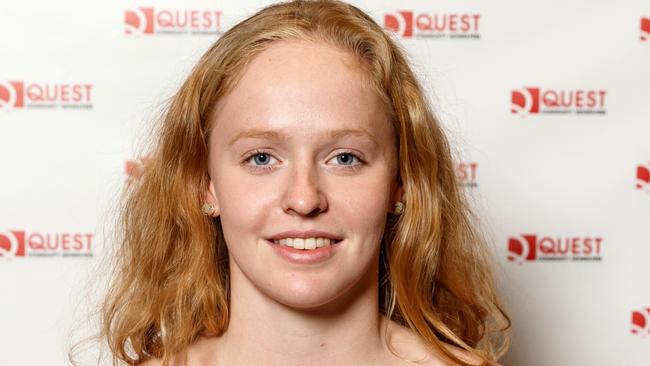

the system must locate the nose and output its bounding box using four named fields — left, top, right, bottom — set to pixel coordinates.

left=281, top=161, right=328, bottom=217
